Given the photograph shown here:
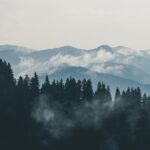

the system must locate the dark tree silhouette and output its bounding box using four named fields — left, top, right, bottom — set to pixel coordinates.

left=0, top=58, right=150, bottom=150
